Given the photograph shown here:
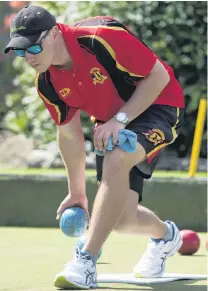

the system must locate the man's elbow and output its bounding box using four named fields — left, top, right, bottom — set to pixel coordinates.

left=150, top=59, right=170, bottom=86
